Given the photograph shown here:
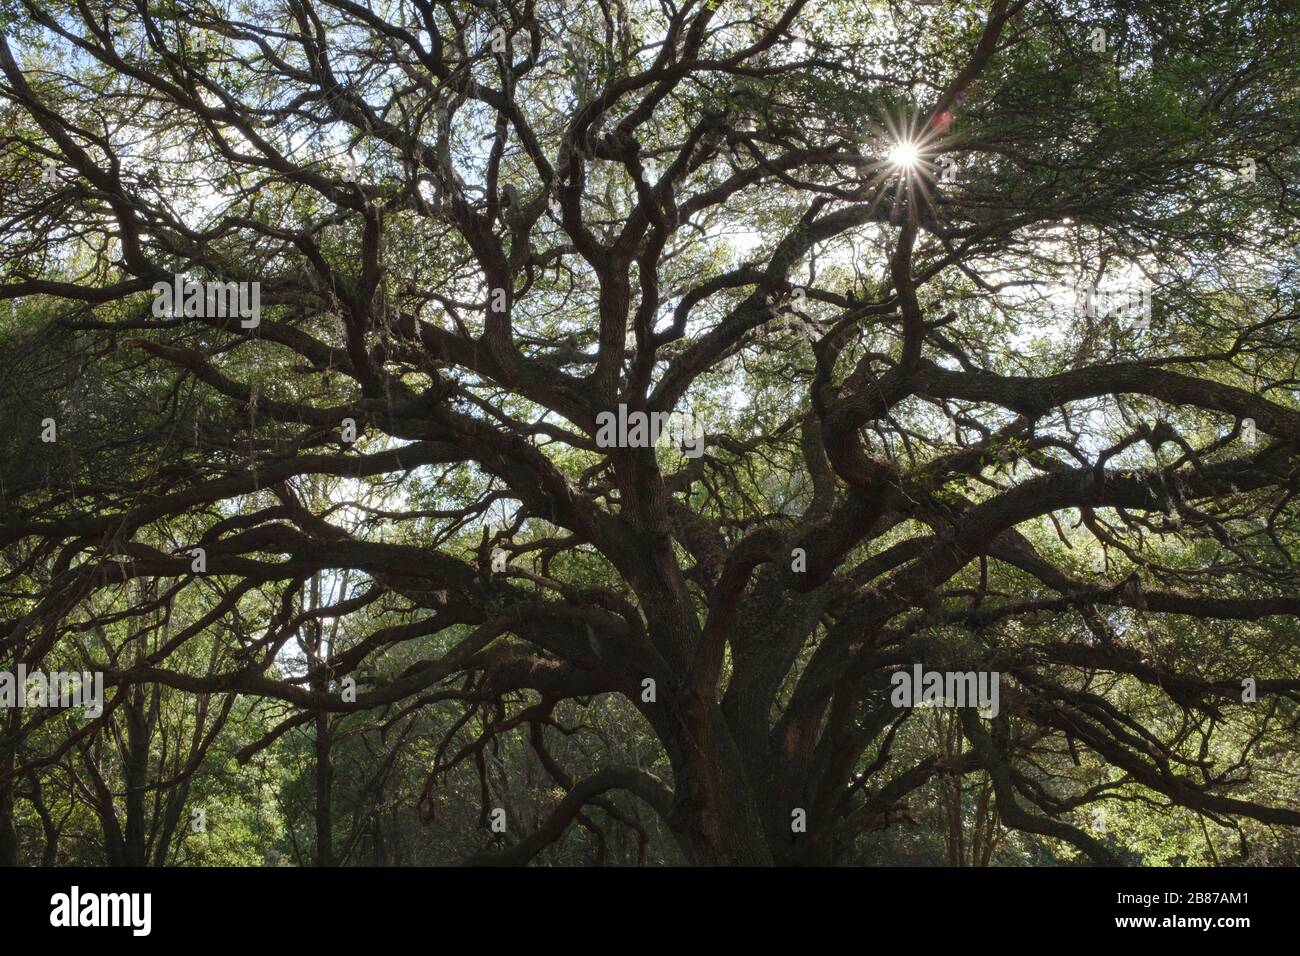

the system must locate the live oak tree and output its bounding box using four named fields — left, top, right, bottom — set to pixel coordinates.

left=2, top=0, right=1299, bottom=866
